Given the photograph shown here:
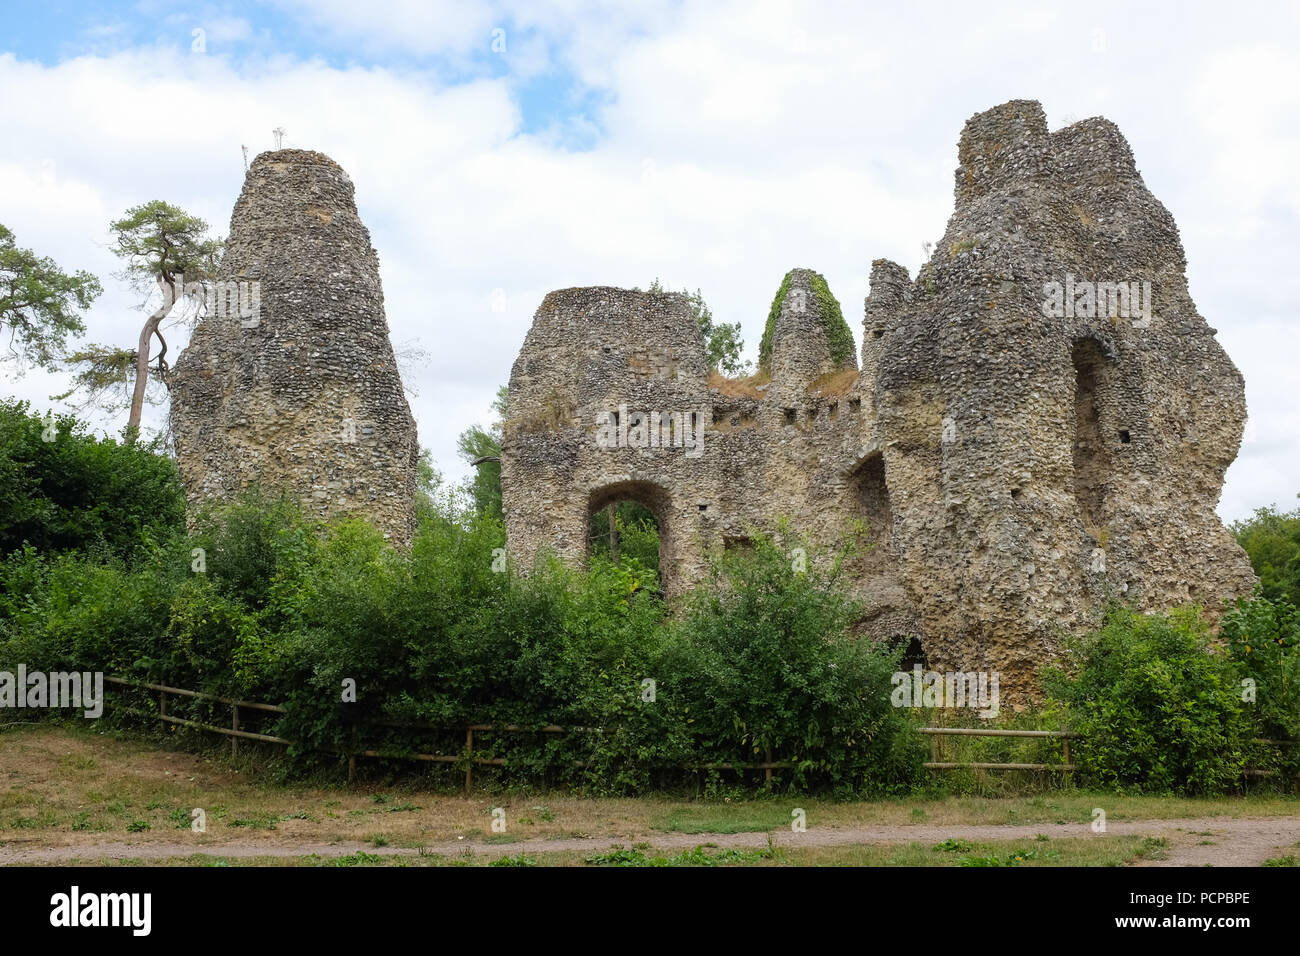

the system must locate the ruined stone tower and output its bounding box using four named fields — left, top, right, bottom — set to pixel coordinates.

left=170, top=149, right=419, bottom=544
left=501, top=100, right=1256, bottom=702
